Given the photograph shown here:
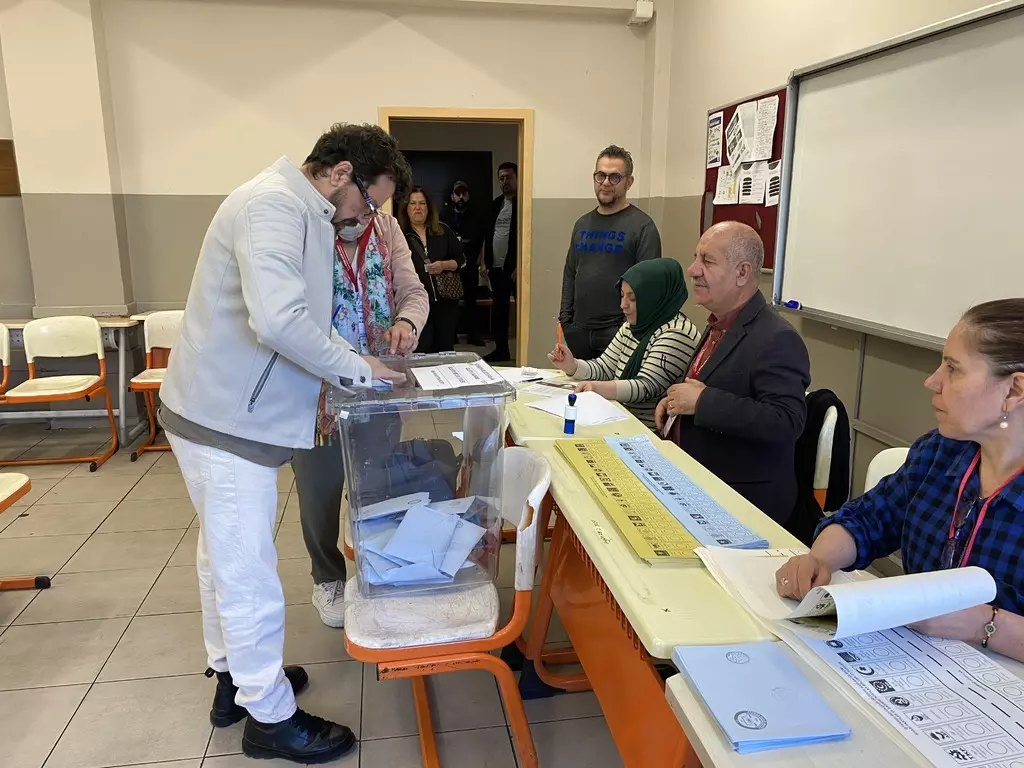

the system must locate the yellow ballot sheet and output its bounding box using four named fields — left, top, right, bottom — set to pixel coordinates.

left=555, top=439, right=701, bottom=566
